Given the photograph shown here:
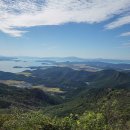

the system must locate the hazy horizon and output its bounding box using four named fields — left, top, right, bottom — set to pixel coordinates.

left=1, top=55, right=130, bottom=61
